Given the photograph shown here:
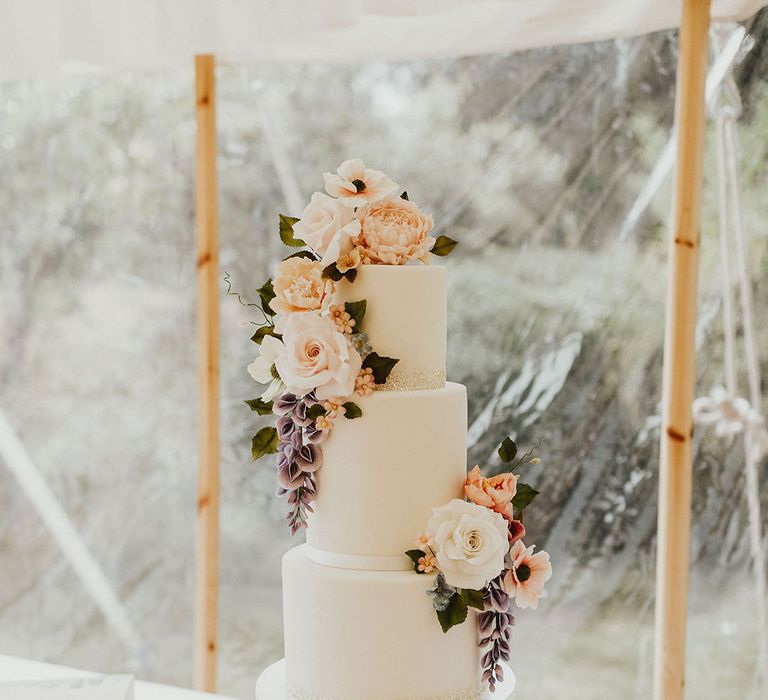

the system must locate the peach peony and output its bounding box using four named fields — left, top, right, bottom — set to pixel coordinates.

left=502, top=540, right=552, bottom=610
left=357, top=197, right=435, bottom=265
left=293, top=192, right=361, bottom=266
left=465, top=466, right=519, bottom=519
left=270, top=257, right=333, bottom=323
left=323, top=158, right=399, bottom=208
left=274, top=312, right=362, bottom=401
